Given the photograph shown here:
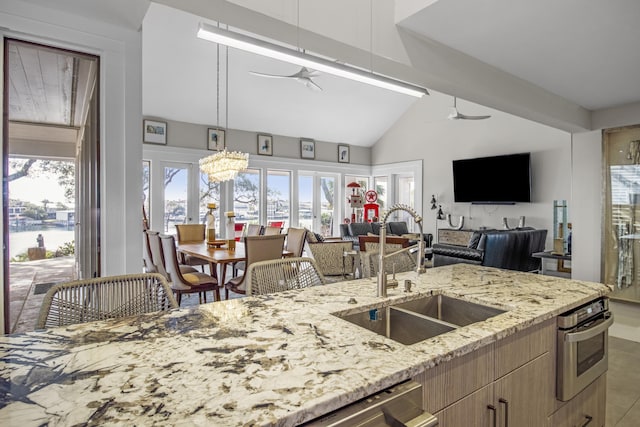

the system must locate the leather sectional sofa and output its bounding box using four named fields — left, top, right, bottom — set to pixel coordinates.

left=432, top=227, right=547, bottom=272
